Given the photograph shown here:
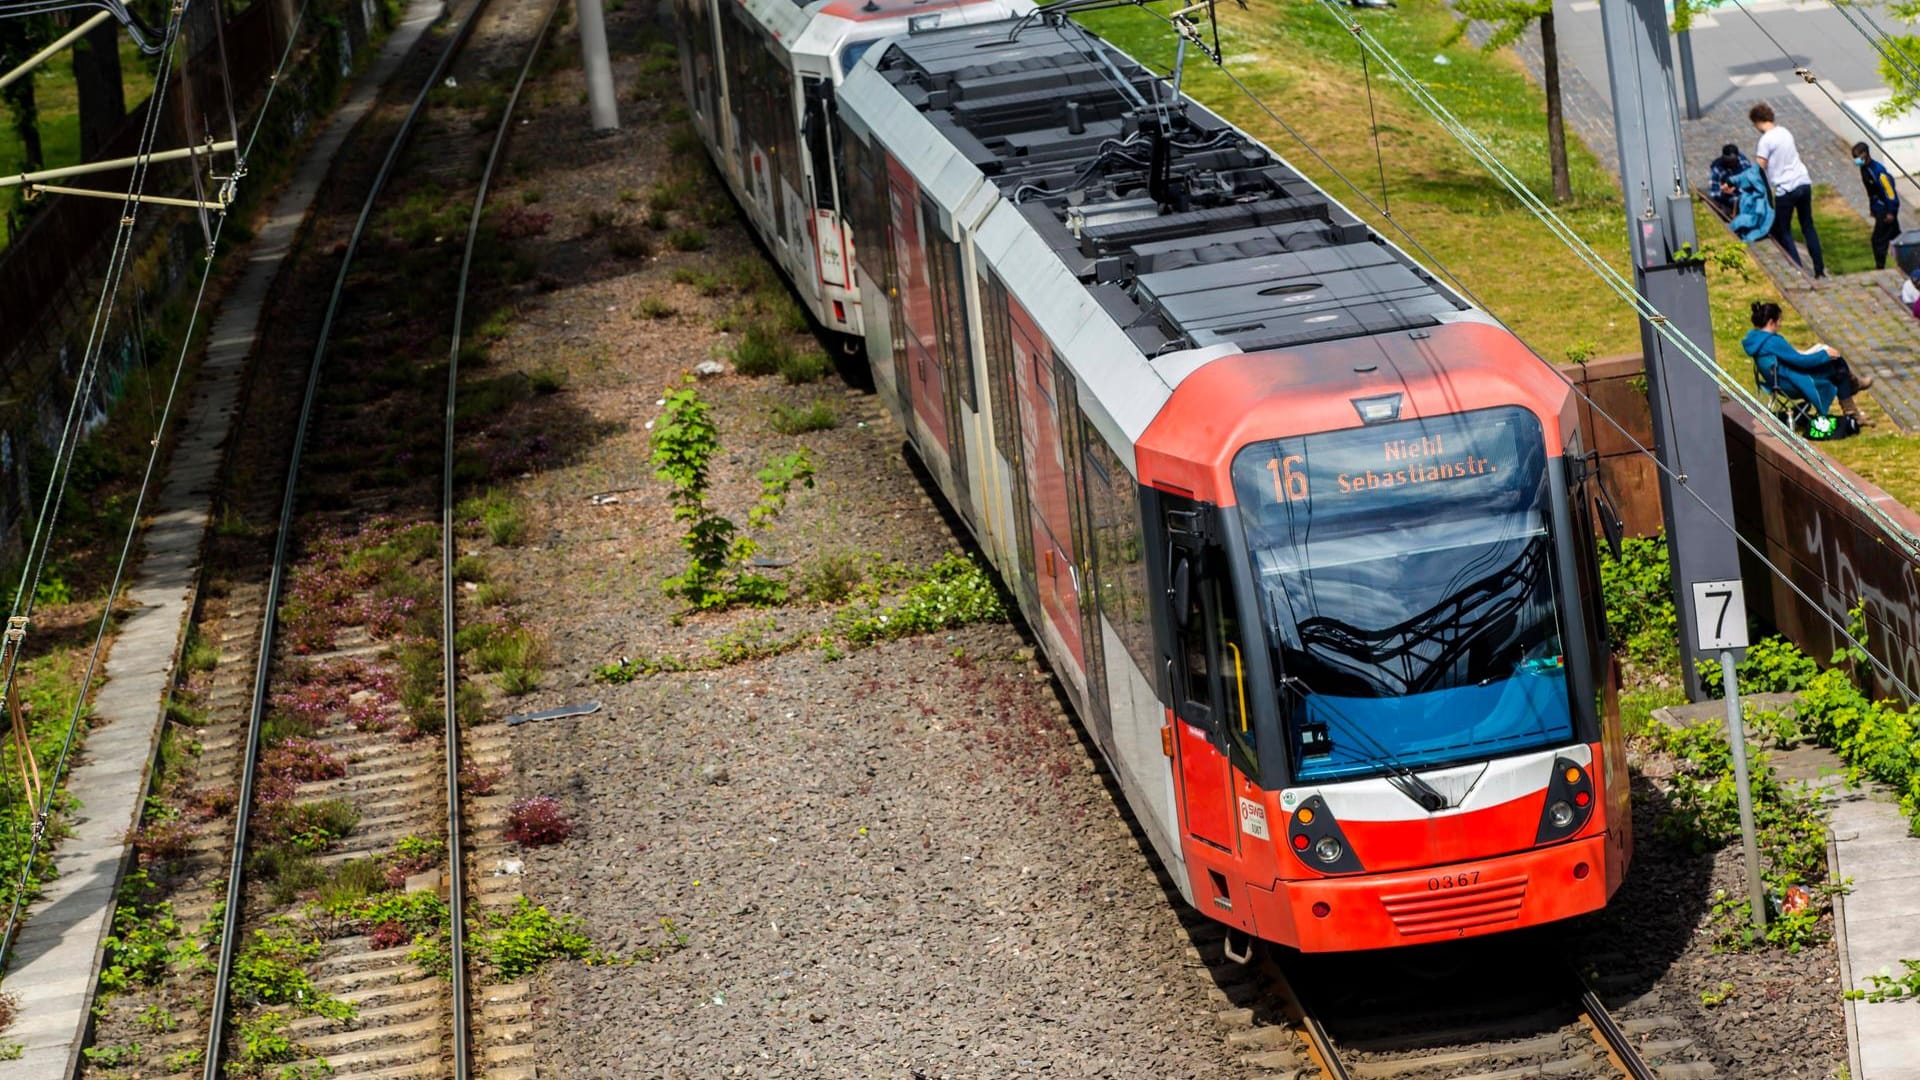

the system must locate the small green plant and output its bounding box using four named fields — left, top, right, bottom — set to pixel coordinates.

left=183, top=626, right=220, bottom=673
left=651, top=383, right=814, bottom=609
left=1699, top=981, right=1735, bottom=1007
left=777, top=349, right=832, bottom=385
left=771, top=401, right=838, bottom=435
left=729, top=323, right=791, bottom=377
left=467, top=897, right=602, bottom=980
left=99, top=874, right=187, bottom=995
left=1697, top=634, right=1819, bottom=699
left=163, top=1047, right=204, bottom=1070
left=800, top=552, right=862, bottom=604
left=638, top=296, right=676, bottom=320
left=0, top=1041, right=20, bottom=1062
left=459, top=490, right=527, bottom=547
left=667, top=227, right=708, bottom=251
left=1848, top=958, right=1920, bottom=1002
left=231, top=921, right=354, bottom=1021
left=1562, top=339, right=1599, bottom=365
left=82, top=1042, right=141, bottom=1067
left=832, top=553, right=1007, bottom=648
left=233, top=1011, right=298, bottom=1072
left=135, top=1003, right=179, bottom=1033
